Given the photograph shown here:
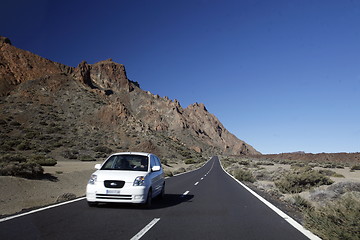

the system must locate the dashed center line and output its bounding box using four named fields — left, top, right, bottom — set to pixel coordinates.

left=182, top=190, right=190, bottom=196
left=130, top=218, right=160, bottom=240
left=194, top=182, right=199, bottom=186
